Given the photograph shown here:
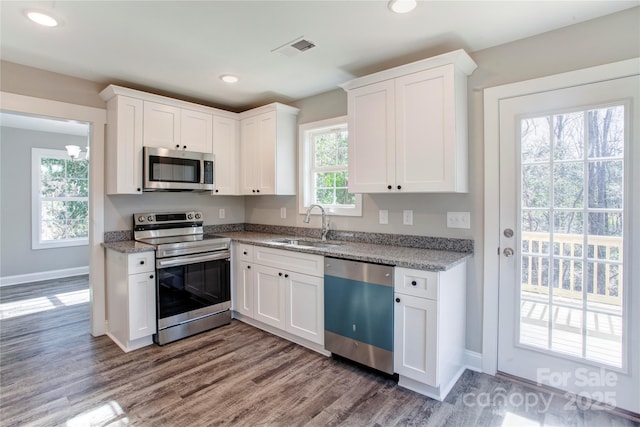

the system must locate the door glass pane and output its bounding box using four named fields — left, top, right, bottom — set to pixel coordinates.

left=518, top=105, right=624, bottom=368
